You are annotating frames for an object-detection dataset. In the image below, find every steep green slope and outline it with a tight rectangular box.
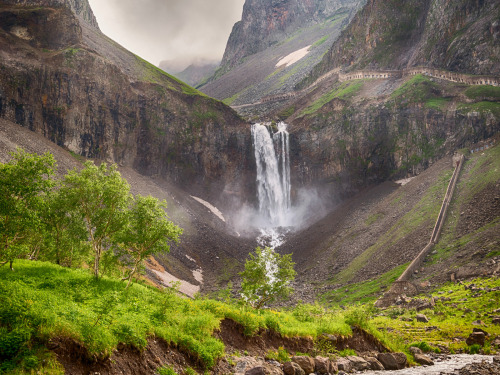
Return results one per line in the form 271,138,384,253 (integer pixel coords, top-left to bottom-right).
0,260,392,374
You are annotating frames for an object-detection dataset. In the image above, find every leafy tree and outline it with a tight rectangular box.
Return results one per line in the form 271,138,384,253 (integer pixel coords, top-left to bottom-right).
240,246,296,308
117,195,182,289
0,149,56,270
39,188,87,267
60,161,130,279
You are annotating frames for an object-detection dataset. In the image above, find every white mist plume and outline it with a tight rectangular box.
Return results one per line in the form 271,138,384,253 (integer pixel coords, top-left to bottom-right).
229,122,329,244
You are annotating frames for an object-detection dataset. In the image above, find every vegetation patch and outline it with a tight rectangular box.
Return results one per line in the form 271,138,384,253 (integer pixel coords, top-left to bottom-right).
320,264,408,306
0,260,394,373
425,97,450,111
465,85,500,100
222,92,240,106
312,36,329,48
135,55,205,97
332,168,452,285
372,278,500,353
390,74,440,106
458,101,500,118
300,81,363,116
430,144,500,262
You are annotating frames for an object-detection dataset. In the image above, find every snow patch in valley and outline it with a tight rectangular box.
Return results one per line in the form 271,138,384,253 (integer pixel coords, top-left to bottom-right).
276,45,311,67
191,196,226,222
395,176,416,186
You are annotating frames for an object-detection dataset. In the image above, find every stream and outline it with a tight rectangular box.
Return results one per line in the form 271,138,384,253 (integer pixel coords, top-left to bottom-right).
362,354,494,375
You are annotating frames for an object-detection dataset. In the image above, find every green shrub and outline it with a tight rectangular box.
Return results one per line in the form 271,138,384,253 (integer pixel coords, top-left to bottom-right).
468,344,481,354
265,346,291,362
338,348,356,357
157,365,178,375
409,341,433,352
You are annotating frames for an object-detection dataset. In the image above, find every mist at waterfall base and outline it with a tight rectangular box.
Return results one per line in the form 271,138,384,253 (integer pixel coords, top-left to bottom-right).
230,122,328,247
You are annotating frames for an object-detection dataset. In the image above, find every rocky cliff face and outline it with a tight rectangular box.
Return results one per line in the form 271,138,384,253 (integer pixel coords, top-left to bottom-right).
201,0,363,107
3,0,99,29
278,0,500,197
290,102,499,197
305,0,500,83
221,0,360,71
0,3,254,207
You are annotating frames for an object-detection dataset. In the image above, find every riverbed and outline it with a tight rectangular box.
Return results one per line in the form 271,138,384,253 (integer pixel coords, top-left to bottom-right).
361,354,494,375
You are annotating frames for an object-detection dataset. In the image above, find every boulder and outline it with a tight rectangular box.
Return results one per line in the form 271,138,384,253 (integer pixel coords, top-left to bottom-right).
473,327,489,336
336,357,352,373
466,331,485,346
492,336,500,348
314,356,335,374
414,353,434,366
416,314,429,323
492,317,500,325
409,346,423,355
283,362,305,375
245,367,267,375
377,352,408,370
346,355,370,371
291,356,314,374
365,356,384,370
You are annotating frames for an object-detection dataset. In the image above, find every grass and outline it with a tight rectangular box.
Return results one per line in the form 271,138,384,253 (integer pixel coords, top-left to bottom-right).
300,81,364,116
222,92,240,106
0,260,388,374
458,101,500,118
365,212,384,226
430,144,500,263
426,97,450,111
134,55,205,97
312,36,329,48
320,264,408,306
390,74,438,105
331,167,453,285
371,278,500,353
465,85,500,100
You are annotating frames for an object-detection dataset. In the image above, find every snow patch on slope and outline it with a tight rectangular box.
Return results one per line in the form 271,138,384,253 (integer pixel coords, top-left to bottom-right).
276,45,311,67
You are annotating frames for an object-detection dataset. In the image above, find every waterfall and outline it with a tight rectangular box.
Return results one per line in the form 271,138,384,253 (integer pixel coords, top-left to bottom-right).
251,122,291,246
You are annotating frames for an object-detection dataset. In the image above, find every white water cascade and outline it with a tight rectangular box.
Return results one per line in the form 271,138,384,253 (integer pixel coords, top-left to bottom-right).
251,122,291,247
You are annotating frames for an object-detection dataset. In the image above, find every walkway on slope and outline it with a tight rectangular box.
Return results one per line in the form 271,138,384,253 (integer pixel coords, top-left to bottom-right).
375,154,465,308
232,67,499,109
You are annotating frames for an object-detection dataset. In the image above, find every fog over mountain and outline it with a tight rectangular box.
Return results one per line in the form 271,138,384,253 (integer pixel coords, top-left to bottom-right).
88,0,245,68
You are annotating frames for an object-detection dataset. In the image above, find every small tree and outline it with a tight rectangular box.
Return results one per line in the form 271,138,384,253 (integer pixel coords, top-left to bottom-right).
240,246,296,308
117,195,182,289
0,149,56,270
60,161,130,279
40,187,87,267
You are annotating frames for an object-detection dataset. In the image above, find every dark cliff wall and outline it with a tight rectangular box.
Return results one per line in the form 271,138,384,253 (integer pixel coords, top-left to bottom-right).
2,0,100,29
303,0,500,86
0,5,254,206
290,106,499,197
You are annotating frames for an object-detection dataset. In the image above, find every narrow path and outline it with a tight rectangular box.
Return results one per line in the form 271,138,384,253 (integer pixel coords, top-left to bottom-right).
232,66,499,108
376,155,464,307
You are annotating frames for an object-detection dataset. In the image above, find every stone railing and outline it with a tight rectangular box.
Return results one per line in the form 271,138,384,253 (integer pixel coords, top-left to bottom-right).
404,67,500,86
261,92,299,103
242,66,499,109
339,70,402,81
375,155,465,308
339,67,500,86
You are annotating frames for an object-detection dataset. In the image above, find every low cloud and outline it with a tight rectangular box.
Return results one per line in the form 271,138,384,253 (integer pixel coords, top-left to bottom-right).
88,0,245,67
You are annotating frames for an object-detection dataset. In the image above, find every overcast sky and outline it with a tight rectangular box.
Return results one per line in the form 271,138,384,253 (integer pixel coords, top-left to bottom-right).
88,0,245,68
